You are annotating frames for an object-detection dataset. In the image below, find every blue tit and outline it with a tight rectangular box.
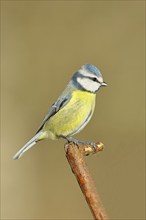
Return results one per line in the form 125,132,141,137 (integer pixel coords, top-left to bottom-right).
13,64,107,159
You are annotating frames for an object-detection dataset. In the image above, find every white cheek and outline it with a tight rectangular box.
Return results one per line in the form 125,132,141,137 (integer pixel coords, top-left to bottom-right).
77,77,100,92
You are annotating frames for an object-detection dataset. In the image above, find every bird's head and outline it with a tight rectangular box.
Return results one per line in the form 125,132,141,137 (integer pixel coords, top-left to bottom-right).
72,64,107,93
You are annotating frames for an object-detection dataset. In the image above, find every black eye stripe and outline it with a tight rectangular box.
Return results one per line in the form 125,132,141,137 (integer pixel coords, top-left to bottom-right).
88,76,100,83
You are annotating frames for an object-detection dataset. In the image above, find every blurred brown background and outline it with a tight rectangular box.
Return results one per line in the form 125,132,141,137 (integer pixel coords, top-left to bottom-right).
1,1,145,220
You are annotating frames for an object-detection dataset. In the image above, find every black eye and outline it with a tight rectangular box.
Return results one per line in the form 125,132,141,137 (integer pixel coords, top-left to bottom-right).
92,77,97,82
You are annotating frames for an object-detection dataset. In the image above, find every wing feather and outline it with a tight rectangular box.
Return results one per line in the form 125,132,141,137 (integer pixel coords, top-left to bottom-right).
36,92,71,133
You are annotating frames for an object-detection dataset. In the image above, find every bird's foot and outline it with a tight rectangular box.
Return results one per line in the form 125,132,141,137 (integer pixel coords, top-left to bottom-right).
61,136,97,154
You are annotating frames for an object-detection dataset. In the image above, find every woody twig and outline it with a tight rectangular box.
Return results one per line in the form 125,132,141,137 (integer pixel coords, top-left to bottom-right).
65,142,108,220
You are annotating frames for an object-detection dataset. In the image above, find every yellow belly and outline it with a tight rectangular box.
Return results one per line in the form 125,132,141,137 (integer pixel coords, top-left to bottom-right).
44,90,96,139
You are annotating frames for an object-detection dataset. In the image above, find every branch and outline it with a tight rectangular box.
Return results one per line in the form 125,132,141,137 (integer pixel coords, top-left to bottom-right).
65,142,108,220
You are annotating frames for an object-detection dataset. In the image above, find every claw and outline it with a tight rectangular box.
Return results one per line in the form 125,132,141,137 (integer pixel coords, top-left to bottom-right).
90,142,97,153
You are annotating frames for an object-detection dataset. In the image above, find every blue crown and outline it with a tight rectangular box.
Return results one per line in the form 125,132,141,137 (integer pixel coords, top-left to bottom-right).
84,64,102,77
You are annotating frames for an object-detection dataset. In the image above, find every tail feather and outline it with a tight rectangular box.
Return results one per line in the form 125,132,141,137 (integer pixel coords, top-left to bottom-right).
13,132,42,160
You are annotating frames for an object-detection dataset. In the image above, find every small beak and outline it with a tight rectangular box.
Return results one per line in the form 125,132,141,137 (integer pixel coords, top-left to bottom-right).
102,81,107,86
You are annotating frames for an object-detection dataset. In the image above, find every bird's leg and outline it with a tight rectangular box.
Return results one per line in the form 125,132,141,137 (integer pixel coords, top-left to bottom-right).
60,135,79,144
60,135,97,152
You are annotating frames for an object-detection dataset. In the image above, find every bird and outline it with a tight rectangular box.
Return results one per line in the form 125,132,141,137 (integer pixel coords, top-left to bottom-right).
13,64,107,160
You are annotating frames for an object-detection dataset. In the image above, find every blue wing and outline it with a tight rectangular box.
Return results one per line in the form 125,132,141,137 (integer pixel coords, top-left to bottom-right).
36,91,72,133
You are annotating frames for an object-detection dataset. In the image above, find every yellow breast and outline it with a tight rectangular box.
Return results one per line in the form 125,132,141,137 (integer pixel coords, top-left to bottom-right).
44,90,96,139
